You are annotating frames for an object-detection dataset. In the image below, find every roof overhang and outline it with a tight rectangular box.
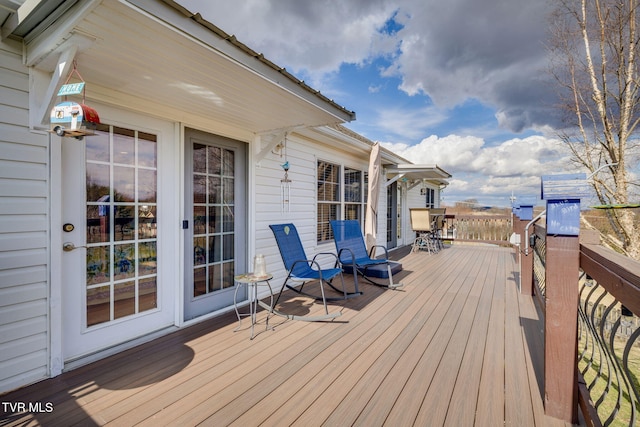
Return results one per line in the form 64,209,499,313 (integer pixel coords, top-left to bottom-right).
5,0,355,136
386,164,452,188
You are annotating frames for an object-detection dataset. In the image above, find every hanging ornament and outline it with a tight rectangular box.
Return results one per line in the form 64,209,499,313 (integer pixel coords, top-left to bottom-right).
50,60,100,140
280,134,292,213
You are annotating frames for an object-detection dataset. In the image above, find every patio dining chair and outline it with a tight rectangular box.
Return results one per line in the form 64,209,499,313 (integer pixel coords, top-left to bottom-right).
269,223,357,322
409,208,438,254
430,207,447,250
329,220,403,290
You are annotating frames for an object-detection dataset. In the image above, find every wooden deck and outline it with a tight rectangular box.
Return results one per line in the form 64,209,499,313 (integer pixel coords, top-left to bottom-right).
0,244,574,426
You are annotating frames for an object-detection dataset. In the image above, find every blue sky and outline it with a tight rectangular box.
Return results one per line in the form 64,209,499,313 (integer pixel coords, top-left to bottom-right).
178,0,577,207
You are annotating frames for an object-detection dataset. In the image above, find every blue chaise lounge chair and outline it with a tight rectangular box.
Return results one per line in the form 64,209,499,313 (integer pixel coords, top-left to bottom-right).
330,220,403,290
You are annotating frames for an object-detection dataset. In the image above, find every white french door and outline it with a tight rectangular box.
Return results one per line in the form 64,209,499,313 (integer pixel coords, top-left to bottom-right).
183,128,247,321
61,122,172,360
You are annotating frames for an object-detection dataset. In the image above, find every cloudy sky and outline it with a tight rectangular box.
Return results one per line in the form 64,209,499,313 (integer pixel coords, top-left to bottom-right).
177,0,577,207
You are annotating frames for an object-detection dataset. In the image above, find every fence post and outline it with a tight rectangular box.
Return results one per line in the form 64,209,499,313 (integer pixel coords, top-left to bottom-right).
518,217,534,295
541,174,587,424
514,200,535,296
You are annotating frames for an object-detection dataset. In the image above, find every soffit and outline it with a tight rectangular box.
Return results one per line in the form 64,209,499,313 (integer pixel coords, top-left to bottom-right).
19,0,355,135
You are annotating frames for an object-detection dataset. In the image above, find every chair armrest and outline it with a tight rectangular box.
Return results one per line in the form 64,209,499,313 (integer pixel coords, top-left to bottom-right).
337,248,356,265
312,252,340,264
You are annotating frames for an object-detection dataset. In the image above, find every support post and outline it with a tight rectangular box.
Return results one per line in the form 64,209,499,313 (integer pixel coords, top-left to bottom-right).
540,174,587,424
518,216,534,295
544,234,579,423
511,199,535,295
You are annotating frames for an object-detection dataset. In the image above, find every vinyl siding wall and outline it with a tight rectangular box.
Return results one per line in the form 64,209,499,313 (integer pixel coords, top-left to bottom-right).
0,40,51,393
252,132,377,290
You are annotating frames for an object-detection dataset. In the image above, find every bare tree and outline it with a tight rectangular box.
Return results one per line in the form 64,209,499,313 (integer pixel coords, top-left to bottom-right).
549,0,640,259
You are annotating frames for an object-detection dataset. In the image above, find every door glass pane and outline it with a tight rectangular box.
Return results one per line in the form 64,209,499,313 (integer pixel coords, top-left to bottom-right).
138,132,157,168
87,286,110,326
113,166,135,202
86,126,110,162
86,163,110,202
193,176,206,204
114,281,135,319
208,176,221,204
223,206,234,232
194,206,207,234
208,146,221,175
193,268,206,296
191,141,236,298
138,205,156,239
139,241,157,276
223,149,234,176
139,277,157,311
115,205,135,241
139,169,157,203
113,127,135,165
87,205,110,243
87,246,110,285
85,125,158,327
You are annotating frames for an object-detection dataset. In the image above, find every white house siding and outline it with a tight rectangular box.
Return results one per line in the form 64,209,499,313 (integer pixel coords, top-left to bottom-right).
252,132,373,292
0,40,51,393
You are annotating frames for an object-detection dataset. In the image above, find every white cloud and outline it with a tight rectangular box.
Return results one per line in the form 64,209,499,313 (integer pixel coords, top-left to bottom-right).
382,134,573,206
382,134,569,175
177,0,557,131
179,0,398,77
376,107,448,140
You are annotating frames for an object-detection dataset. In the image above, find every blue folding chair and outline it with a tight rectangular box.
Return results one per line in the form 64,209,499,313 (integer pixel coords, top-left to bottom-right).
269,224,357,321
330,220,403,290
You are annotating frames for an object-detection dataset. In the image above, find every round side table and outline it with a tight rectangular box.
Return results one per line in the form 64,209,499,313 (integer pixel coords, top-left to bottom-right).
233,273,274,339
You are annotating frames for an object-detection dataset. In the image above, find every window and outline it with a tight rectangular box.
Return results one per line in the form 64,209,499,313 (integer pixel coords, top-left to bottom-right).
317,161,367,243
344,167,364,221
425,187,436,208
317,161,340,242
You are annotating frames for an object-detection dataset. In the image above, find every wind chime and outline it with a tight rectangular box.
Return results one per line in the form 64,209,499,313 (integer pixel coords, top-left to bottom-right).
280,134,292,213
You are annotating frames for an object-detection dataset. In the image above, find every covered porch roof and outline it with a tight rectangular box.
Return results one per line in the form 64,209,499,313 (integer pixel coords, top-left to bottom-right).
3,0,355,139
385,164,452,188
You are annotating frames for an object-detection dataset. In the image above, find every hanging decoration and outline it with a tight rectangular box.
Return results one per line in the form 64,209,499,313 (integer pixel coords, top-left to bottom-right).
50,60,100,139
280,133,292,213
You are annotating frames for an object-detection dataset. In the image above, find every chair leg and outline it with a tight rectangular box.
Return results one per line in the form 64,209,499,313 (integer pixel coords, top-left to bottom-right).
385,264,403,289
267,277,342,322
412,237,421,253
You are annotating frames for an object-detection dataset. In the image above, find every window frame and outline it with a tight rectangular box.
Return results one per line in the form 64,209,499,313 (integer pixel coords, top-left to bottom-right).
316,159,367,243
424,186,436,208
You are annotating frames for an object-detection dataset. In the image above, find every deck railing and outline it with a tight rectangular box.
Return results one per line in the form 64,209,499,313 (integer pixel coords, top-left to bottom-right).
441,214,512,245
525,219,640,426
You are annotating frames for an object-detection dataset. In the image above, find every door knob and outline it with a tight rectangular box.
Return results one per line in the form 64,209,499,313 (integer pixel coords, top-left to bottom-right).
63,242,85,252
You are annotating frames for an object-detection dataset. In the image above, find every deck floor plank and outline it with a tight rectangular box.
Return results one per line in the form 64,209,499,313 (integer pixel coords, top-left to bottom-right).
442,248,499,426
202,285,409,425
414,248,498,426
504,251,536,427
348,247,477,427
0,245,576,427
367,248,488,426
320,248,477,427
229,251,447,426
475,248,507,426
